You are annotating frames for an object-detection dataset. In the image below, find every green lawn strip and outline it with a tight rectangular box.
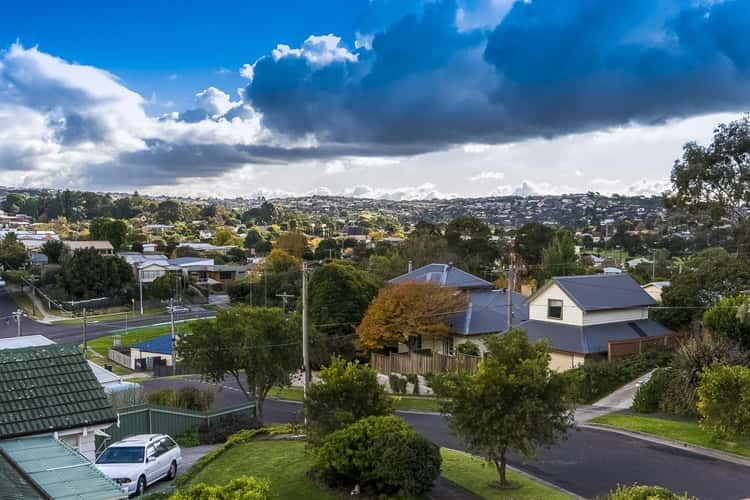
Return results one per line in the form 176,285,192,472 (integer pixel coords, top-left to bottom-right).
440,448,571,499
87,324,175,356
590,413,750,458
187,439,333,500
53,307,163,325
268,386,441,412
13,293,43,320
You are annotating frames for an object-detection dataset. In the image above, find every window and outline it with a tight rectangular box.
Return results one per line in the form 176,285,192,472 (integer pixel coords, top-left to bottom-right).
547,299,563,319
443,337,454,356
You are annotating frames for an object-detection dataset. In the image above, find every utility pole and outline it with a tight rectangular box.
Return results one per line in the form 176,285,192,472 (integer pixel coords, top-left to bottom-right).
652,249,656,281
301,262,311,415
170,298,177,376
82,307,87,350
505,254,515,331
139,268,144,315
276,292,295,314
12,309,23,337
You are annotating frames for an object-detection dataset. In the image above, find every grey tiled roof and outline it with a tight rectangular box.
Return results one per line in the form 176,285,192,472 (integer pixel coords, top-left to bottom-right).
551,274,657,311
518,319,673,354
389,263,493,289
446,290,529,336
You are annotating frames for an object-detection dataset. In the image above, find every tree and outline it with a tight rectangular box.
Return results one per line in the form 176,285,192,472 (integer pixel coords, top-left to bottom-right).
657,248,750,330
41,239,65,264
0,233,28,270
366,254,407,283
667,115,750,224
304,356,392,444
155,200,182,224
276,231,308,258
357,281,468,350
704,296,750,349
213,227,243,247
178,306,302,419
244,228,263,249
58,249,134,300
513,223,556,266
90,218,128,250
149,273,180,301
309,263,379,342
313,239,341,260
538,232,582,284
434,330,573,488
697,364,750,438
445,216,503,275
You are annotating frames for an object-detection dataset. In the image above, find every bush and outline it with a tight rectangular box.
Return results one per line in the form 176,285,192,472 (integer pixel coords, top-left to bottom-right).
632,368,671,413
405,373,419,395
146,386,214,411
389,373,407,394
456,340,481,357
170,476,270,500
563,349,673,404
304,357,392,445
198,413,261,445
703,296,750,348
697,364,750,438
660,337,750,417
606,484,696,500
314,416,441,497
174,427,200,448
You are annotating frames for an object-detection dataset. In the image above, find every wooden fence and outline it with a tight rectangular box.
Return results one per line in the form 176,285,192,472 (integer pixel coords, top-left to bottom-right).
96,402,256,454
608,333,689,362
371,351,480,375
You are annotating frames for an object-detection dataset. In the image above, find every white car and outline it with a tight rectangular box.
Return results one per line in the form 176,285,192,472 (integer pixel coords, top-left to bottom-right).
166,305,190,314
95,434,182,496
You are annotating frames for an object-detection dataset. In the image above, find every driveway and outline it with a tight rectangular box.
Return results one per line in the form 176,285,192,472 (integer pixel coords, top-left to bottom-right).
575,369,655,424
142,376,750,499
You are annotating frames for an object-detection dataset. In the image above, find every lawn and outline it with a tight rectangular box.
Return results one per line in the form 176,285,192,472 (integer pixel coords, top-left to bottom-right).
13,292,43,320
87,324,175,356
268,386,441,413
440,449,571,500
591,413,750,458
85,350,132,375
185,439,570,499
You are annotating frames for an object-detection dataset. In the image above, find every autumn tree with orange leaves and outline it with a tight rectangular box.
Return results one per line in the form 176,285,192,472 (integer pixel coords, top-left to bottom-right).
356,281,468,350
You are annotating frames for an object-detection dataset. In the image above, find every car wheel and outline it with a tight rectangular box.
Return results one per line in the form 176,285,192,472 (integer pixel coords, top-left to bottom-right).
135,476,146,497
167,461,177,480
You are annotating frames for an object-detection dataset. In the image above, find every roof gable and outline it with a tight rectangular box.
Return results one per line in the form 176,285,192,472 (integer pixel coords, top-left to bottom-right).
552,274,657,312
0,345,117,439
389,263,492,289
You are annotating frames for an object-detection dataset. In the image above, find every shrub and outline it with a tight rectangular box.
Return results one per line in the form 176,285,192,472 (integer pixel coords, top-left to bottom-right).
405,373,420,395
170,476,270,500
632,368,671,413
389,373,407,394
606,484,696,500
703,296,750,348
563,348,673,404
304,357,392,445
456,340,481,357
174,427,200,448
314,416,441,497
146,386,214,411
198,413,261,445
697,364,750,438
660,337,750,416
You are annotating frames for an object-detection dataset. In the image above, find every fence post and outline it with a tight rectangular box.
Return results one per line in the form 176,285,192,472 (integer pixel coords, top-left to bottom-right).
148,407,152,433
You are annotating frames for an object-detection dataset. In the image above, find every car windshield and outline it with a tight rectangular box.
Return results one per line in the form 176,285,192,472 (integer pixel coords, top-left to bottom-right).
96,446,145,464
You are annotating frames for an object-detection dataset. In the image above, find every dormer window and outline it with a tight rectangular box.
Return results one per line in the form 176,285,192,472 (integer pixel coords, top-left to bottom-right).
547,299,563,320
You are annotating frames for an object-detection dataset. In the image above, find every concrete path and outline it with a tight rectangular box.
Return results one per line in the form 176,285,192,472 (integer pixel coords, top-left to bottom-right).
574,369,655,424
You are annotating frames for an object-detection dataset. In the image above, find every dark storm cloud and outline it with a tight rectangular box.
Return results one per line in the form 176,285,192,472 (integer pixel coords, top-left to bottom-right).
245,0,750,150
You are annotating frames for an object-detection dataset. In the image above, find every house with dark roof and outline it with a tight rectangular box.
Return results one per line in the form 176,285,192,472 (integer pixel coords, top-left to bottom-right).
520,274,673,371
0,344,117,461
389,263,528,355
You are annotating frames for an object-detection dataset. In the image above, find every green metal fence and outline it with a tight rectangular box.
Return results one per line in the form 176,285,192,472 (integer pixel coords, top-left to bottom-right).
97,402,256,452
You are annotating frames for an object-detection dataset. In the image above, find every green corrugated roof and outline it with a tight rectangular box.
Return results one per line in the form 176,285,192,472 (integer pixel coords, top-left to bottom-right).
0,436,126,499
0,345,117,439
0,452,44,499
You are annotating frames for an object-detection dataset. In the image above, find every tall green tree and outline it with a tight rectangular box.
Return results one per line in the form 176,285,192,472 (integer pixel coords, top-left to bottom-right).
90,218,128,250
0,233,28,270
41,239,65,264
513,223,556,266
434,330,573,488
58,249,133,300
538,232,582,284
178,306,302,419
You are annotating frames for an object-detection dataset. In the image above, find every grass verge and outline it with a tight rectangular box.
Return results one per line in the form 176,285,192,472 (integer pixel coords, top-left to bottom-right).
441,448,571,499
53,307,163,325
87,324,176,356
591,412,750,458
85,350,132,375
183,438,570,499
268,386,441,413
13,292,43,320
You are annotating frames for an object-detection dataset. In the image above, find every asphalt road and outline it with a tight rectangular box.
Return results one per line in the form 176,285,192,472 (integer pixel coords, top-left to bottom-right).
142,376,750,500
0,288,214,344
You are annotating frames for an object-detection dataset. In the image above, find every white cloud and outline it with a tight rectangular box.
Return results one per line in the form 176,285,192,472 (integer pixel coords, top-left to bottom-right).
354,32,374,50
271,34,358,66
469,170,505,182
239,63,255,80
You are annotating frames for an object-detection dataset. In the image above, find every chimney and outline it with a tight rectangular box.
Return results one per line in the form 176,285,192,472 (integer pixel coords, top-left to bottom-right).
408,260,413,273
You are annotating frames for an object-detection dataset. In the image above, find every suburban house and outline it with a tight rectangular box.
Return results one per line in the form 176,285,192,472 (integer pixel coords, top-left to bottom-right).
176,242,237,254
0,343,117,461
110,334,175,371
0,436,126,499
63,240,115,255
389,263,528,355
520,274,673,371
642,281,671,304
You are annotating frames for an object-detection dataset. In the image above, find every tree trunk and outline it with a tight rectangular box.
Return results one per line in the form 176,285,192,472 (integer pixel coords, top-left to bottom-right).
256,397,264,420
494,450,508,487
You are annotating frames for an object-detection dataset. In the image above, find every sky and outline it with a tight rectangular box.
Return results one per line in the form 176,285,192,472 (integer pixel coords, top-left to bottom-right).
0,0,748,200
